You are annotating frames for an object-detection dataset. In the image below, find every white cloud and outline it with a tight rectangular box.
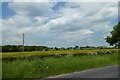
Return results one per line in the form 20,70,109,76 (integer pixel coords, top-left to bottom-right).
2,2,118,47
57,29,93,41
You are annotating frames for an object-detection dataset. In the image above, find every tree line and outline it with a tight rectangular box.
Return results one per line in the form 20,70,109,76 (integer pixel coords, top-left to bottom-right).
1,45,48,52
1,45,115,52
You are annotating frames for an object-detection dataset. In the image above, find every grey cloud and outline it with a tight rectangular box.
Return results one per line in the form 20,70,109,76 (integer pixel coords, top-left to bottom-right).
8,2,55,17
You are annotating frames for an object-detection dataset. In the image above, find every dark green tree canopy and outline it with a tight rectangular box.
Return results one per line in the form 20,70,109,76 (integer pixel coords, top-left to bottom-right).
105,22,120,48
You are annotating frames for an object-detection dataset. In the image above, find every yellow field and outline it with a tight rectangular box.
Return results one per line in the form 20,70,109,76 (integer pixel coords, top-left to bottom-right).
1,49,119,58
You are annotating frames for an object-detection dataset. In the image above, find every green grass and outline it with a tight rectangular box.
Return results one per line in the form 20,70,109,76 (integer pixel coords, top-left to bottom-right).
2,53,118,78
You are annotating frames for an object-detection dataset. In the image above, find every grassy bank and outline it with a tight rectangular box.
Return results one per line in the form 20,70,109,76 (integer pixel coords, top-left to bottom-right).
2,53,118,78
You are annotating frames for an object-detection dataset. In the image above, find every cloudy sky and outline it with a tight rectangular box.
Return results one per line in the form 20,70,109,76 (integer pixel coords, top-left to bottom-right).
1,2,118,47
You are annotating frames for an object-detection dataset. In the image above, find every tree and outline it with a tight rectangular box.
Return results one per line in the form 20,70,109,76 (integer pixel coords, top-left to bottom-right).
74,46,79,49
105,22,120,48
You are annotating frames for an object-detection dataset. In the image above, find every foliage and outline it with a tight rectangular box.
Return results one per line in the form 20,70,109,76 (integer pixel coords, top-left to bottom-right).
2,45,49,52
105,22,120,48
1,45,115,52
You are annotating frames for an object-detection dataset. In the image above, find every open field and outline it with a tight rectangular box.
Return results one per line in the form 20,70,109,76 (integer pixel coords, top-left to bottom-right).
1,49,119,59
2,53,118,78
2,49,119,78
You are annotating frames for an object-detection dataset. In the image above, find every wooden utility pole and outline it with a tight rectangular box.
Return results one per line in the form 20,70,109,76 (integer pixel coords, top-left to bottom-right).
22,33,25,52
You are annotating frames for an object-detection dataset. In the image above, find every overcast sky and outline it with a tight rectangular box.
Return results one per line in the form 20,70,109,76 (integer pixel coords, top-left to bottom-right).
1,2,118,47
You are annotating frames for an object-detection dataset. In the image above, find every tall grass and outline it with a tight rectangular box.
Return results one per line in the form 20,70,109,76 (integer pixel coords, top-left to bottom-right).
2,53,118,78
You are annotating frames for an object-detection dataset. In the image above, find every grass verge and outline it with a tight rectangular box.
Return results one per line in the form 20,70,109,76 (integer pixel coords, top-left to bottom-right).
2,53,118,78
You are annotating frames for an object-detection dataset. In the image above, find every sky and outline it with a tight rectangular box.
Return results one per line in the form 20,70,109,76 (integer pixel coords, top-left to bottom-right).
1,1,118,47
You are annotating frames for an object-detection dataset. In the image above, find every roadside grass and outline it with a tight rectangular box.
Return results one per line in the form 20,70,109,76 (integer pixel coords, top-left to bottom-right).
2,53,118,78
